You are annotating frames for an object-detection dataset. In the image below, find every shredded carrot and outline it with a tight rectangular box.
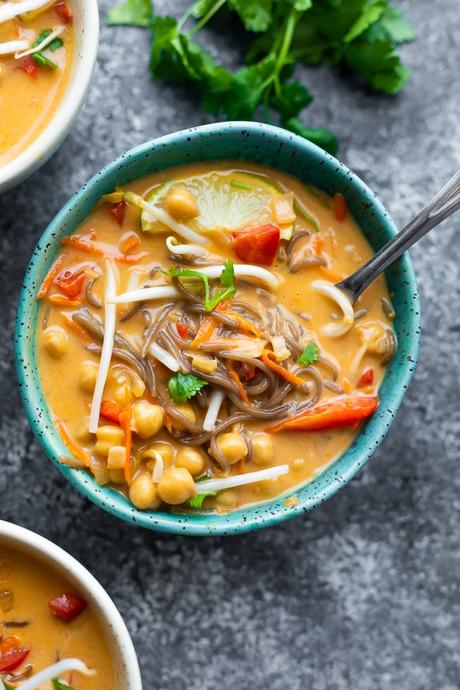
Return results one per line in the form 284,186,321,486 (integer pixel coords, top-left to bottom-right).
312,235,324,256
47,295,82,308
37,253,68,299
119,231,141,254
227,311,263,337
100,400,125,425
55,419,90,467
61,234,148,265
260,351,306,386
120,404,133,485
190,315,218,347
320,265,343,282
227,359,250,404
61,314,93,344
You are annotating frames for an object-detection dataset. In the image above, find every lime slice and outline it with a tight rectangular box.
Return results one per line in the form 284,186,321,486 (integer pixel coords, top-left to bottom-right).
141,171,276,236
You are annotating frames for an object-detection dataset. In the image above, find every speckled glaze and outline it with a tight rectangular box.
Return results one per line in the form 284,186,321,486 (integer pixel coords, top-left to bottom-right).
0,520,142,689
15,122,421,536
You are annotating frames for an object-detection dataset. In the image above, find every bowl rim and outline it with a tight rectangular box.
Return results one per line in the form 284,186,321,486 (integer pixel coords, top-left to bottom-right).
0,0,100,192
15,121,421,536
0,520,142,689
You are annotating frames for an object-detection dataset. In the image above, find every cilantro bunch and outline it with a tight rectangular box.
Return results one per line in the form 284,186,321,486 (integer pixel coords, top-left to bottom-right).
108,0,414,153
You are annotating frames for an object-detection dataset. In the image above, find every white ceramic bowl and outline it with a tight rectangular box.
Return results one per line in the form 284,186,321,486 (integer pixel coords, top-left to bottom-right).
0,0,99,193
0,520,142,689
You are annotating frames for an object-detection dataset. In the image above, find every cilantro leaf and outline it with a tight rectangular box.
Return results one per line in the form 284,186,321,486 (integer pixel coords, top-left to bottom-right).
344,35,410,93
187,491,217,508
168,261,235,312
298,342,320,366
52,679,73,690
228,0,274,32
32,52,58,68
34,28,52,45
343,0,386,43
168,373,208,403
272,81,313,119
283,117,338,155
107,0,152,26
373,5,415,43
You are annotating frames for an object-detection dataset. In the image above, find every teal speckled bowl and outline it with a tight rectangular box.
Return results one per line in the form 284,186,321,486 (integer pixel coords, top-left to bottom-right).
15,122,421,536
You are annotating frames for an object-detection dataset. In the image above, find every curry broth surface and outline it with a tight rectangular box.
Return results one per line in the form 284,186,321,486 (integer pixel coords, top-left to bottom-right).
37,161,394,511
0,7,74,166
0,545,115,688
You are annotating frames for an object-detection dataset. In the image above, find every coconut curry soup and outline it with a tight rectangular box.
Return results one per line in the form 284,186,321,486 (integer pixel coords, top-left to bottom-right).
0,545,115,689
0,0,74,167
36,162,396,514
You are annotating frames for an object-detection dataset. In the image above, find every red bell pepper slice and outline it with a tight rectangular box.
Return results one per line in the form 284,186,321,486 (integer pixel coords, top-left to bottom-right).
48,592,87,622
234,223,280,266
357,367,374,388
109,200,127,227
55,1,73,22
176,322,188,338
267,395,378,433
0,647,30,672
16,55,39,79
100,400,125,425
333,193,347,222
54,267,86,299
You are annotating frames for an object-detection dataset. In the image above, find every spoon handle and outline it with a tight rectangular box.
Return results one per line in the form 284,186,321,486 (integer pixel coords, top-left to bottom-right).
337,169,460,302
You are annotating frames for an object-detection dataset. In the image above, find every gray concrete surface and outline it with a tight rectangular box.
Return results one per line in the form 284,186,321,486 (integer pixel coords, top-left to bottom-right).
1,1,460,688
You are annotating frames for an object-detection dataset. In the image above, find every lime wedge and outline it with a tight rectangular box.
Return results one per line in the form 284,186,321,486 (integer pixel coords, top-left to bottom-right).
141,171,276,237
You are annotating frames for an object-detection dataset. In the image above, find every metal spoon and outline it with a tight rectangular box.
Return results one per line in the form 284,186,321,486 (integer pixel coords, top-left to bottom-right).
336,169,460,303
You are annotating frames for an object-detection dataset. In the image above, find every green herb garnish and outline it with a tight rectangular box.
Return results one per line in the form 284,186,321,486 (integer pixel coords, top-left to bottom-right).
298,343,320,366
52,679,72,690
32,29,63,69
168,372,208,403
107,0,414,153
107,0,152,27
187,491,217,508
168,259,236,312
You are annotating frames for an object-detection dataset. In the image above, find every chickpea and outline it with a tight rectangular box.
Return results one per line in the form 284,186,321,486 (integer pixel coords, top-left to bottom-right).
251,433,274,466
143,443,175,470
129,472,161,510
79,360,99,393
216,432,247,465
176,448,204,477
157,467,195,505
216,489,238,508
43,325,68,358
108,469,125,484
166,186,198,221
173,404,196,431
133,401,164,439
114,383,132,406
94,425,125,457
107,445,126,469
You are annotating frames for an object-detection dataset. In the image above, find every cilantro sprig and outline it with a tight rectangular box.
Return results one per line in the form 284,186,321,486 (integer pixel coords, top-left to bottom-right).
32,29,64,69
168,372,208,403
107,0,414,153
298,342,319,366
168,260,236,312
